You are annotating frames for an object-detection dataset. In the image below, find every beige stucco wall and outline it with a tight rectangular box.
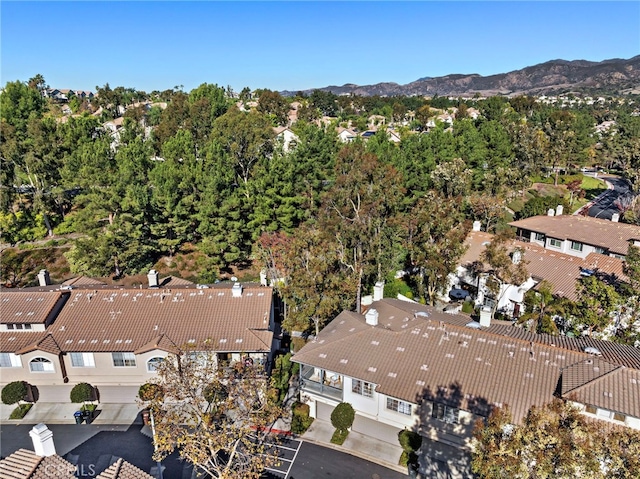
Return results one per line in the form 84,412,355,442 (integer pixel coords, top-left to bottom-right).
63,350,169,386
1,351,64,386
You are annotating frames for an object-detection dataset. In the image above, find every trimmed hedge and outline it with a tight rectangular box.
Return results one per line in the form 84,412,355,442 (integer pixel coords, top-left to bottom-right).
330,402,355,433
2,381,28,405
9,403,32,419
70,383,94,403
398,429,422,467
330,428,349,445
291,402,314,435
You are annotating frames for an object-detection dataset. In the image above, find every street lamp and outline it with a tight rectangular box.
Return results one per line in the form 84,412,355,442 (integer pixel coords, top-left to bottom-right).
150,408,164,479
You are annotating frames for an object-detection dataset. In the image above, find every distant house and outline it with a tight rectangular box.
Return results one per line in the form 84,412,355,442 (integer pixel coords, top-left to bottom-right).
509,214,640,260
337,127,357,143
273,126,299,152
451,229,627,319
293,299,640,451
367,114,386,128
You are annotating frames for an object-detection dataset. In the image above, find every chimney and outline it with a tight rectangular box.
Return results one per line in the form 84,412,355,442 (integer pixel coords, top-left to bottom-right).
147,269,159,288
555,204,563,216
373,281,384,301
37,269,51,287
365,308,379,326
232,282,243,298
611,213,620,223
472,220,481,232
479,307,492,327
30,423,56,457
259,270,268,287
547,208,555,217
512,250,522,264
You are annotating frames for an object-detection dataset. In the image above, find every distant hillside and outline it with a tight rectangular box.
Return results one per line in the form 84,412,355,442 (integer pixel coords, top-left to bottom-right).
282,56,640,97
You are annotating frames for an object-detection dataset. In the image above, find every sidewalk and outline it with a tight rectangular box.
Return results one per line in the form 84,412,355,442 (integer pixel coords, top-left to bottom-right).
301,418,407,474
0,402,142,425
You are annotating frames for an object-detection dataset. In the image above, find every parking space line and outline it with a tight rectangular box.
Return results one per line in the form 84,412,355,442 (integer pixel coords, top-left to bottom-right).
284,440,302,479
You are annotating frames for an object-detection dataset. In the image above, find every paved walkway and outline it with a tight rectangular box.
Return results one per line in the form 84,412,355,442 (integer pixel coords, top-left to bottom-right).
0,402,141,425
301,418,407,474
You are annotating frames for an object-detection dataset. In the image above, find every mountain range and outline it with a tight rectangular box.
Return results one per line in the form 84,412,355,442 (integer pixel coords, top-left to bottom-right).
282,56,640,97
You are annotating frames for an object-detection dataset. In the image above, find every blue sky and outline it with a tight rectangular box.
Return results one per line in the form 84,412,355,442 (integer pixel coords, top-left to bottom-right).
2,1,639,93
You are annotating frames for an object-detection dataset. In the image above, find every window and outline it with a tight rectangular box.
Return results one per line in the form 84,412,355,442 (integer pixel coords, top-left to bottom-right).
386,397,412,415
352,379,373,398
70,352,95,368
548,238,562,248
29,357,54,372
147,357,164,372
570,241,583,252
595,246,607,254
585,404,597,414
0,353,22,368
613,412,626,422
5,324,32,330
112,352,136,367
432,402,459,424
534,233,545,241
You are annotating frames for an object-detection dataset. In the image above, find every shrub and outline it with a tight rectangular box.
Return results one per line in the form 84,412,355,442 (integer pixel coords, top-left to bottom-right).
398,428,422,452
461,301,475,314
291,402,314,434
398,429,422,467
80,403,96,412
330,428,349,445
70,383,94,403
330,402,355,433
138,383,164,402
9,403,32,419
2,381,28,405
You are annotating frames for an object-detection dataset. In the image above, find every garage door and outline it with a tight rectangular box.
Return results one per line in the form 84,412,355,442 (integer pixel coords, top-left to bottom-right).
316,401,334,422
36,385,73,402
96,386,139,403
352,415,401,445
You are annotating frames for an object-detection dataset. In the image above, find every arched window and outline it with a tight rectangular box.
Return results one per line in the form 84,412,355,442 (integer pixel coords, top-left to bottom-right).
147,357,164,372
30,357,54,372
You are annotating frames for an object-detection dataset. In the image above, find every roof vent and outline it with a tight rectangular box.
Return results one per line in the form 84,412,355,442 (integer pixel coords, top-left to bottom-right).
232,283,243,298
584,346,602,356
365,308,379,326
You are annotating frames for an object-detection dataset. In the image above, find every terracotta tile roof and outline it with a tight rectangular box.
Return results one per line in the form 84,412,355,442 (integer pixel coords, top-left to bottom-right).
134,333,181,355
158,276,194,287
0,291,68,324
0,332,48,353
62,276,107,287
484,324,640,370
459,231,627,301
293,299,640,423
509,215,640,255
0,449,75,479
561,360,640,417
16,333,63,355
45,284,273,353
95,458,154,479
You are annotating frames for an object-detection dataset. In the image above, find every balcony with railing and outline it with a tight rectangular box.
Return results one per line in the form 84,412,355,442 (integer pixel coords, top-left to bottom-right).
300,364,343,401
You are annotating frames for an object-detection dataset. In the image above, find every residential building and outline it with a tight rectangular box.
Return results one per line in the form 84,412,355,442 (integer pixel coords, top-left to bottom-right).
273,126,299,152
0,274,277,404
452,230,626,318
509,214,640,260
292,299,640,450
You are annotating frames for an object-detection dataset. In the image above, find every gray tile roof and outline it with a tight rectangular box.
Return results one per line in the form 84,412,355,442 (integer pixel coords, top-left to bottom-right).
293,299,640,423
